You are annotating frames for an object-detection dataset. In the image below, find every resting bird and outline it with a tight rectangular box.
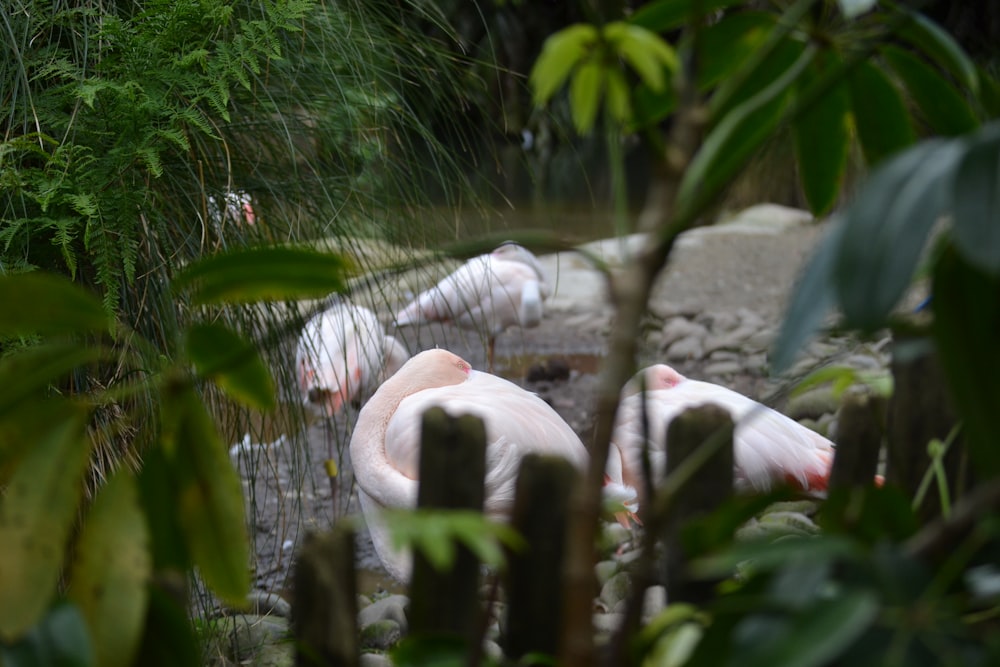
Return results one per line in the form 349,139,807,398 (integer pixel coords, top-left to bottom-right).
349,348,588,581
608,364,835,516
209,190,256,227
294,300,409,416
394,242,550,371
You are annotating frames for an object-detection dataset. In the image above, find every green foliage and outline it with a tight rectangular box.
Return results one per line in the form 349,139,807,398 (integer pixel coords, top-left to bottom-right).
382,509,527,573
0,243,347,660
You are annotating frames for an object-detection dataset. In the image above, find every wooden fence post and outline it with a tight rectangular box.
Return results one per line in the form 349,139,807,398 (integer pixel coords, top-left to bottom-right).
662,404,734,605
503,454,578,665
886,337,967,522
292,525,359,667
408,406,487,644
829,388,885,490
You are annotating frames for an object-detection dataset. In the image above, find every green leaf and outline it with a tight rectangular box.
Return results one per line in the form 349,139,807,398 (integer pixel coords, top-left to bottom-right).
530,24,598,106
793,53,851,215
606,22,677,92
678,44,814,221
162,387,249,604
629,0,745,32
0,342,108,420
0,409,91,641
68,473,151,667
737,591,879,667
847,60,917,165
0,273,108,335
132,585,201,667
977,66,1000,117
881,45,979,136
184,323,275,411
0,601,95,667
172,247,349,305
950,123,1000,274
604,69,632,124
895,9,978,95
692,534,860,579
384,509,525,572
631,82,678,131
834,138,963,331
931,247,1000,478
696,12,777,91
570,60,604,134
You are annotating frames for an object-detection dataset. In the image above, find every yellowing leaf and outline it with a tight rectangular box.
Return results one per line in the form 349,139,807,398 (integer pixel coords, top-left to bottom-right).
605,69,632,124
162,388,249,604
609,23,678,92
0,408,91,641
69,473,151,667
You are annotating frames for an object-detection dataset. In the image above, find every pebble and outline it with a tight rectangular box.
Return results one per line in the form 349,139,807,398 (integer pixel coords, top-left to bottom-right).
665,335,705,361
360,619,402,650
358,594,409,632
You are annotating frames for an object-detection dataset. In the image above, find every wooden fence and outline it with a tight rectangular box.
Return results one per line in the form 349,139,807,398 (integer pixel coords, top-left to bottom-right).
290,337,961,666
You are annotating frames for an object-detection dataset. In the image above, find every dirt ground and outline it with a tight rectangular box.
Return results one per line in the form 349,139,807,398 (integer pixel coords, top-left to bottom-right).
237,204,832,597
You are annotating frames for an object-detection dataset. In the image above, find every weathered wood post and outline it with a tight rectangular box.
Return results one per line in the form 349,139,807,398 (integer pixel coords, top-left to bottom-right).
662,404,735,605
408,406,488,644
886,337,966,522
503,454,578,665
292,525,359,667
828,388,885,490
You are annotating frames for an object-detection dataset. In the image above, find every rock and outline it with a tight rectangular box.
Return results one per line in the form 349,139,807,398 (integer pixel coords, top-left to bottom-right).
595,560,620,587
704,360,743,377
208,615,290,663
360,652,394,667
593,611,625,635
482,640,504,661
665,335,705,362
660,317,708,348
360,619,403,651
743,327,776,352
698,311,740,332
642,586,668,625
358,594,409,632
247,591,291,618
599,571,633,609
785,387,840,420
254,642,294,667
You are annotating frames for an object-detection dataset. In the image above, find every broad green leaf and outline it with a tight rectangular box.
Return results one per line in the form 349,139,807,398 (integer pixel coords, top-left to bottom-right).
692,534,859,579
738,591,879,667
696,12,776,91
630,0,745,32
833,138,963,331
384,509,525,572
708,23,808,122
0,601,95,667
793,53,851,215
604,69,632,124
678,45,814,221
184,323,275,410
137,446,190,573
950,123,1000,274
847,60,916,165
977,66,1000,117
0,273,108,335
132,585,201,667
0,410,91,641
932,247,1000,478
0,342,108,420
68,473,151,667
881,45,978,136
631,82,677,131
530,24,598,106
570,60,604,134
172,247,349,305
607,22,677,91
163,388,249,604
895,9,978,95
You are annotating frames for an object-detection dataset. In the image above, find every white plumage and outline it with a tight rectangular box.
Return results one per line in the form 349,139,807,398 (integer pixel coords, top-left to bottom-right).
294,300,409,416
395,243,550,370
349,349,588,580
609,364,835,511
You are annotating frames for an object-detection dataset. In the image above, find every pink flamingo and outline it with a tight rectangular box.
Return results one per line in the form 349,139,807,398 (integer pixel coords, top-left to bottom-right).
209,190,256,227
608,364,835,515
394,243,550,371
294,300,409,416
349,348,588,580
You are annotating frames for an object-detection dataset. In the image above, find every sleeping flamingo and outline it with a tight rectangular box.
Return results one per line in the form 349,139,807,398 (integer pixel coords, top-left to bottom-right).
394,242,550,371
294,300,410,417
608,364,835,516
349,348,589,581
